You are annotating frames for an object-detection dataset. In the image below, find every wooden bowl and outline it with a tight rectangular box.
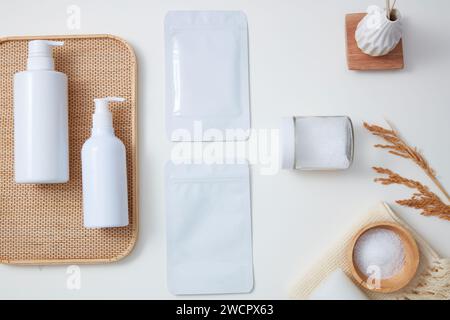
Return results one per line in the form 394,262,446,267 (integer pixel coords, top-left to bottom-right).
348,221,420,293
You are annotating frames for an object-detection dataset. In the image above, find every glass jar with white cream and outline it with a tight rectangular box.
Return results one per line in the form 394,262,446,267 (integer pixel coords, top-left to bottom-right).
280,116,354,170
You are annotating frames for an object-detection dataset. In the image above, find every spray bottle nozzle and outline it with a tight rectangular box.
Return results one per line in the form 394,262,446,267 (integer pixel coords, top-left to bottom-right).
94,97,126,111
28,40,64,56
92,97,126,132
27,40,64,70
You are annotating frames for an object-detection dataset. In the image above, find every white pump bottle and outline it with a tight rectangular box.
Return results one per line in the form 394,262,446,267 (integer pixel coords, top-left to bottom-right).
14,40,69,183
82,97,129,228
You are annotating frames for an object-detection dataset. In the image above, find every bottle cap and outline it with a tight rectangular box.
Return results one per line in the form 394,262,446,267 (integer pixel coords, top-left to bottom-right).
280,116,296,170
93,97,126,132
27,40,64,70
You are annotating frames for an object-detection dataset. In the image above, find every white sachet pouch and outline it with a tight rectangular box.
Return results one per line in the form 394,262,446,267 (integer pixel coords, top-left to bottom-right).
165,161,254,295
165,11,250,141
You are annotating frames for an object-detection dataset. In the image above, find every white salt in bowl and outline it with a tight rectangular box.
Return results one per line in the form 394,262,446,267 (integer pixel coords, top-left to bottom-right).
348,222,420,293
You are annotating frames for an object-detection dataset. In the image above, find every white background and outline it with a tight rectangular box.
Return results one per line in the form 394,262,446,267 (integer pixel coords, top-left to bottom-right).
1,0,449,299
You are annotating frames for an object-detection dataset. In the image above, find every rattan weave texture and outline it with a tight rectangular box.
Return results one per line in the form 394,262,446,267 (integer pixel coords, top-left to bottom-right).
0,35,138,265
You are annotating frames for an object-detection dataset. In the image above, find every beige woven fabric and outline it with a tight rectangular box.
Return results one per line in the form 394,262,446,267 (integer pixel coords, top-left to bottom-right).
290,203,450,300
0,35,138,265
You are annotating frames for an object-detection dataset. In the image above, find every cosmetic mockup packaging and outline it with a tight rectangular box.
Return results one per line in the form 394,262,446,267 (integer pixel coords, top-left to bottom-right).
14,40,69,183
82,97,129,228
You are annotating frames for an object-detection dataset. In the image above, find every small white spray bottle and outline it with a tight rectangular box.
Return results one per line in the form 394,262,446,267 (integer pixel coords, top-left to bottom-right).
82,97,129,228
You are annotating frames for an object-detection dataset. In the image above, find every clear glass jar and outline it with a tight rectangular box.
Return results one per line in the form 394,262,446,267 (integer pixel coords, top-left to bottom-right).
280,116,354,170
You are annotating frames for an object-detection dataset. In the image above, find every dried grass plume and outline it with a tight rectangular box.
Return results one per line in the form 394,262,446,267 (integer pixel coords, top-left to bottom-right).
365,121,450,221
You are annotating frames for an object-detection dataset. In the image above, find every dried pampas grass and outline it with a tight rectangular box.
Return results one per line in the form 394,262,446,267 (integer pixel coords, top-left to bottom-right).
365,121,450,221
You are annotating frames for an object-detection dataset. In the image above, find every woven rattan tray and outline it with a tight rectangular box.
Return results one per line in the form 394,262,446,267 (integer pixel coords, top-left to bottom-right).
0,35,138,265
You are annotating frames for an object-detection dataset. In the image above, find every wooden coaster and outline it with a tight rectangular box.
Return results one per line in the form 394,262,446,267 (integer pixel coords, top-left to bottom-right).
345,13,404,71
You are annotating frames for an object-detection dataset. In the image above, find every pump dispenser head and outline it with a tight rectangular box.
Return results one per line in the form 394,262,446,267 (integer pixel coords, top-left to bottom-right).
27,40,64,70
92,97,126,133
